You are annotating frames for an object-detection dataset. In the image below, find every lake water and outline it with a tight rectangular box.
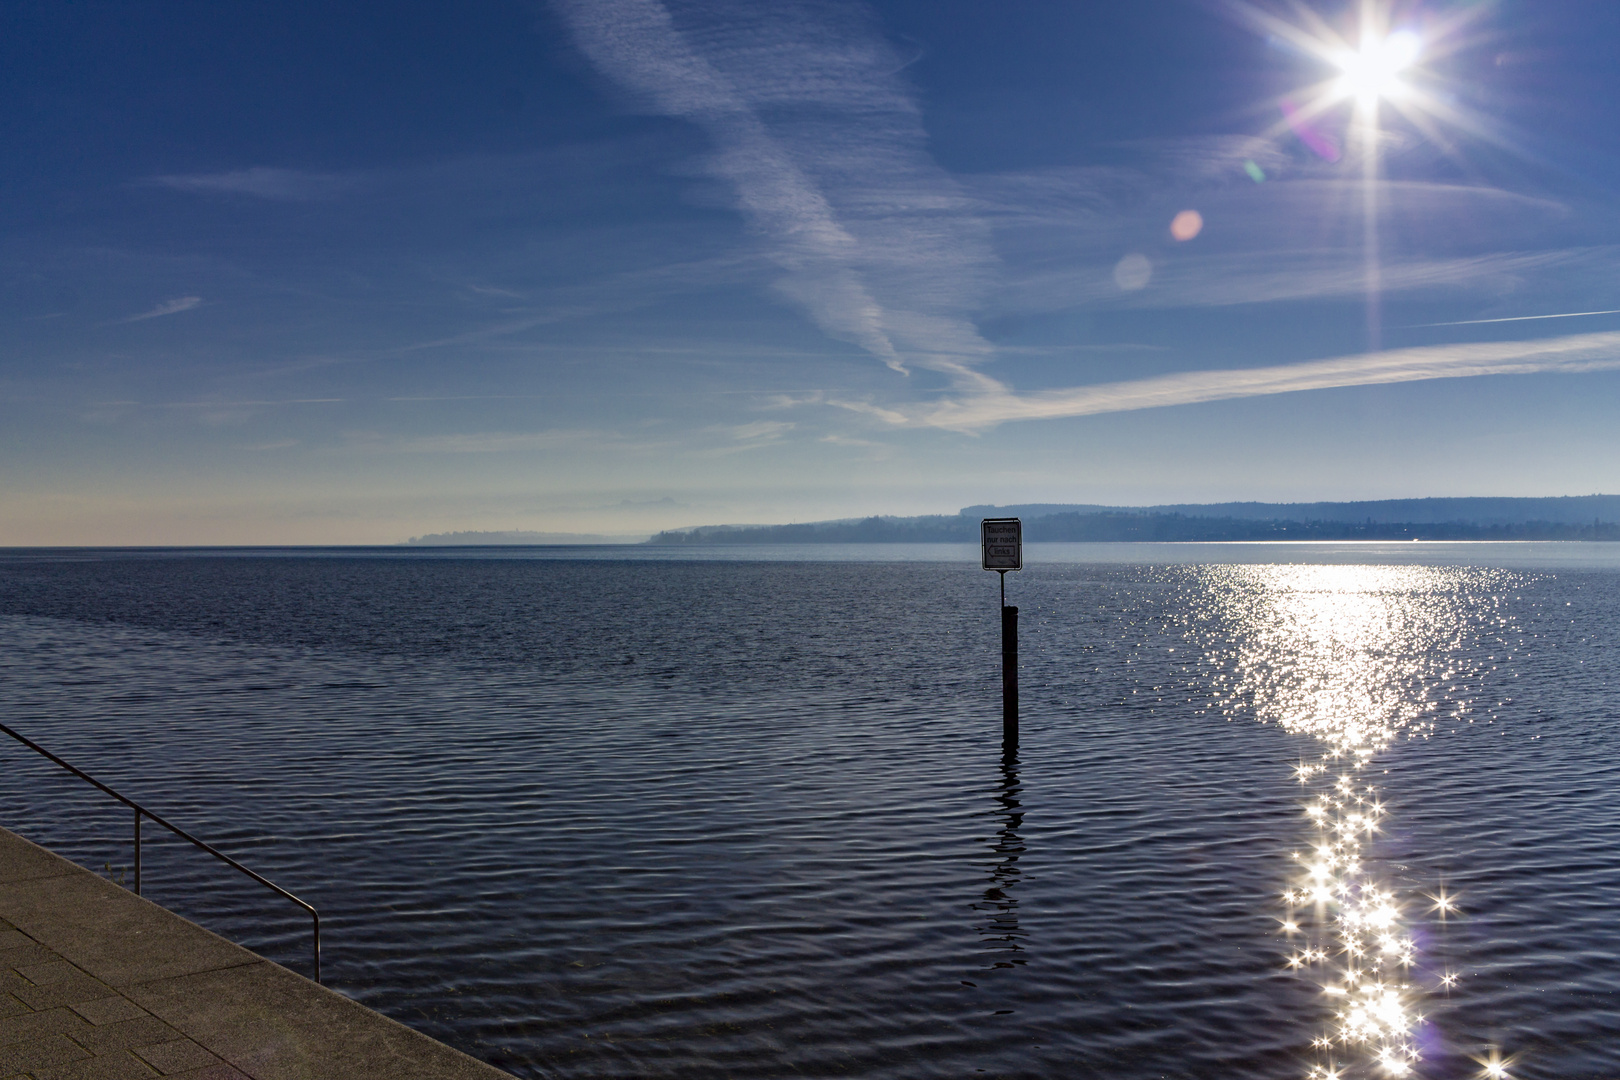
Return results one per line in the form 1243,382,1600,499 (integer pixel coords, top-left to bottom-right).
1,543,1617,1079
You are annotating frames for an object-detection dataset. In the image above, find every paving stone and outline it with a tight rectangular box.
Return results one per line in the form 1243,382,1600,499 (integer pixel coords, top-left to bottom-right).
12,968,116,1010
165,1065,250,1080
69,1016,180,1056
131,1039,219,1075
0,1007,91,1048
0,1032,92,1074
33,1051,160,1080
0,995,28,1020
0,833,78,887
0,932,30,952
129,962,514,1080
19,961,85,986
71,998,148,1027
0,871,259,990
0,941,62,968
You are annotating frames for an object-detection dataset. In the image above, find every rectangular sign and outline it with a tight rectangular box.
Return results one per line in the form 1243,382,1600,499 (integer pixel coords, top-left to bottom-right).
981,517,1022,571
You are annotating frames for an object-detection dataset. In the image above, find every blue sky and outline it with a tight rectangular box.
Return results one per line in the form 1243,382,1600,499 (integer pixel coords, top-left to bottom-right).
4,0,1619,543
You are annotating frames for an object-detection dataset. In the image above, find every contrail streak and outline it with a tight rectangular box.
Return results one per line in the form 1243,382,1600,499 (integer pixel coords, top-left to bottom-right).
550,0,1003,392
1409,308,1620,327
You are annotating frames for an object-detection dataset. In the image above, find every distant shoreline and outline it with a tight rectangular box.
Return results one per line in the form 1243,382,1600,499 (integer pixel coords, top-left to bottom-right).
648,518,1620,544
399,496,1620,546
648,496,1620,545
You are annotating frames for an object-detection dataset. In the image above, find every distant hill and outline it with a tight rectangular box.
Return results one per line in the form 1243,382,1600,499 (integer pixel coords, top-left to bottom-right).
405,530,645,545
648,516,976,545
961,495,1620,527
648,496,1620,544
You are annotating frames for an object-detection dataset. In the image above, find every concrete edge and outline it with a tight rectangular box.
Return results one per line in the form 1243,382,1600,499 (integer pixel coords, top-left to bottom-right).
1,826,517,1080
0,823,85,886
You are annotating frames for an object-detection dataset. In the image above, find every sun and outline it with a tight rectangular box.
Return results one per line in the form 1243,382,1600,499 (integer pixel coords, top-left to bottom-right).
1232,0,1499,156
1226,0,1499,349
1332,28,1422,109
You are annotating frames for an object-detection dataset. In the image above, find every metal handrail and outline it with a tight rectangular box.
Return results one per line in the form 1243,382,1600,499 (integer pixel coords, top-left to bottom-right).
0,722,320,983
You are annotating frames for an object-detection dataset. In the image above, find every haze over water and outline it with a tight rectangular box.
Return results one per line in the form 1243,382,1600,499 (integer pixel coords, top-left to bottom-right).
2,544,1617,1079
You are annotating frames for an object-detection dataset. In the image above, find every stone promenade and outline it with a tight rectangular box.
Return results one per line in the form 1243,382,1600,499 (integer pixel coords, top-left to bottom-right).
0,826,514,1080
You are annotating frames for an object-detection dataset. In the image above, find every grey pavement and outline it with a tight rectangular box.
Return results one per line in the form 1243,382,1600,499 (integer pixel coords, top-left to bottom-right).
0,827,514,1080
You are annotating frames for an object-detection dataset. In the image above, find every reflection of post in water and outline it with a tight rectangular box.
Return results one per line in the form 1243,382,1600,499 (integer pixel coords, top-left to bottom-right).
973,749,1028,965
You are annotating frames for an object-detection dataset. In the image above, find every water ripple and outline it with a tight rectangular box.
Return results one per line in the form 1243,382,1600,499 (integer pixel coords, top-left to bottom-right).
1,552,1617,1078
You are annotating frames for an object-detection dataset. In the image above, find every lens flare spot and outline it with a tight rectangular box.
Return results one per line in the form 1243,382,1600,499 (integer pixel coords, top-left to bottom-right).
1280,98,1342,162
1112,253,1152,291
1170,209,1204,241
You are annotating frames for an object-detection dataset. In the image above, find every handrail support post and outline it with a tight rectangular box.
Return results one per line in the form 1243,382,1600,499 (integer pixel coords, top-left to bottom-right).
133,808,142,896
1,721,320,984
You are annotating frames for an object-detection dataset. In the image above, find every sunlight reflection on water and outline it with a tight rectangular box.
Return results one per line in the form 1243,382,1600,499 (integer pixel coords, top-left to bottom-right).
1201,565,1509,1079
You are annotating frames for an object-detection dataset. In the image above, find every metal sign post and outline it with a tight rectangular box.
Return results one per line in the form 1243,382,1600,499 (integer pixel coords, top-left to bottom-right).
981,518,1022,748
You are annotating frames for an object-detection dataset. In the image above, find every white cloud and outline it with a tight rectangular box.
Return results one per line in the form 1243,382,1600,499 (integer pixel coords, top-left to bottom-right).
121,296,203,321
903,330,1620,431
392,252,760,355
1007,248,1589,313
148,166,353,201
968,167,1591,312
729,420,793,440
550,0,1005,394
394,429,606,454
104,396,343,408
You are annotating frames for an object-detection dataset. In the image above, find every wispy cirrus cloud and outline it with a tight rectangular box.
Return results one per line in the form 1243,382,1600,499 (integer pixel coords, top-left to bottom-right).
1004,248,1590,313
728,419,793,441
889,331,1620,431
393,429,604,454
393,252,761,355
121,296,203,321
383,428,681,455
550,0,1004,393
148,166,354,201
970,167,1591,313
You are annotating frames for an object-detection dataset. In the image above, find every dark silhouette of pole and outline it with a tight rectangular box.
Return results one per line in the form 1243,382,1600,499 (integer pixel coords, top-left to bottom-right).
1000,570,1018,746
983,518,1022,751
